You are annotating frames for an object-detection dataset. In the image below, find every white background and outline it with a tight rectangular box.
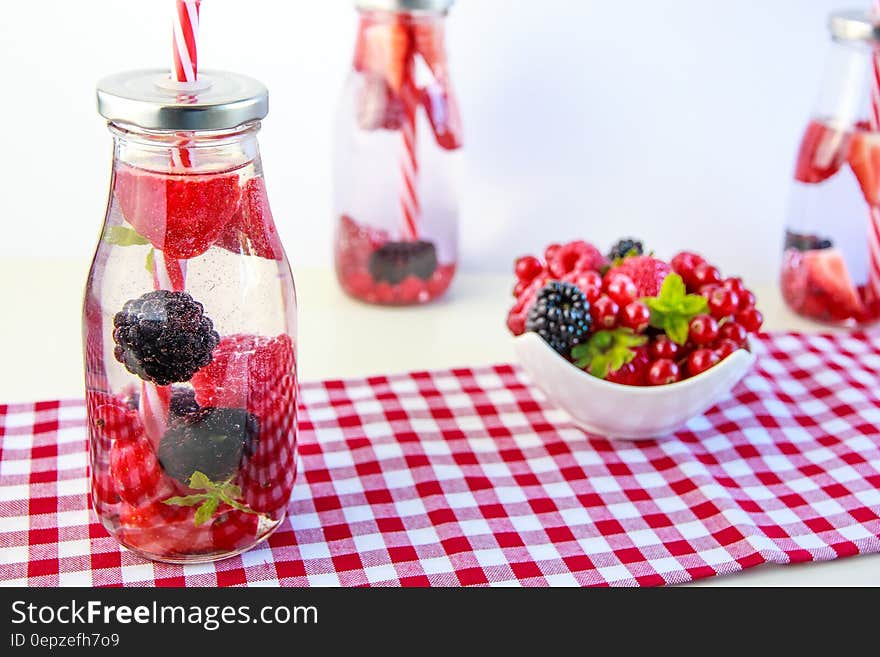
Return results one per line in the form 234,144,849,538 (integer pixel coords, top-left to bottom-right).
0,0,853,283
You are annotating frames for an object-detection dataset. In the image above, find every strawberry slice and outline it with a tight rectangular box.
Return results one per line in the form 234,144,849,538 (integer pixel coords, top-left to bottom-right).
215,178,283,261
114,165,242,260
605,256,671,298
355,20,412,94
422,84,463,151
795,120,850,184
412,21,446,78
109,436,164,506
848,129,880,207
803,248,864,320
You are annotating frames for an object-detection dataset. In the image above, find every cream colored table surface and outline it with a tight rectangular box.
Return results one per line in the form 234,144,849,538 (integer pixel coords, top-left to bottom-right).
1,257,878,586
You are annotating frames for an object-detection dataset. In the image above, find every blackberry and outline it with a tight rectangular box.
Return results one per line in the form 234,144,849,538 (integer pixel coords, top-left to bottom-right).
158,407,258,484
368,240,438,284
784,230,833,252
112,290,220,386
526,281,592,355
608,238,644,261
170,386,200,418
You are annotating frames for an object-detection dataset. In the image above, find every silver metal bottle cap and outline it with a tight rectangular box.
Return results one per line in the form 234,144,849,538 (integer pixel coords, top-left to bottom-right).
355,0,454,14
829,9,880,43
96,69,268,131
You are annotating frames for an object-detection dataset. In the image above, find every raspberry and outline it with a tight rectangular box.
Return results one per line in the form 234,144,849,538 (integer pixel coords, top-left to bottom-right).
606,346,650,386
211,508,260,551
514,255,544,283
191,333,295,416
547,240,607,278
604,256,671,298
215,178,283,261
87,392,143,452
507,275,547,336
112,291,220,386
110,436,163,506
114,165,241,260
397,276,429,304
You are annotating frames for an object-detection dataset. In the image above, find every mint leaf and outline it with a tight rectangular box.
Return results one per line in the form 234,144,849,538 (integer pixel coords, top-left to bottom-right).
194,496,219,526
665,316,690,345
573,329,648,380
104,226,149,247
644,273,708,345
188,471,213,491
161,471,259,526
163,494,209,507
680,295,709,315
145,248,155,275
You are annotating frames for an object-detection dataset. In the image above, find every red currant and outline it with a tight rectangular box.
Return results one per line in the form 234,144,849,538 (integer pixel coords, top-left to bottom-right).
718,321,747,345
708,287,740,319
590,296,620,328
513,279,528,298
738,290,757,311
605,274,638,307
620,301,651,333
670,251,705,281
573,271,603,291
714,339,740,360
515,255,543,282
722,277,747,297
688,314,719,345
544,243,561,262
650,335,680,360
582,285,602,304
736,307,764,333
692,263,722,289
647,359,681,386
687,348,720,376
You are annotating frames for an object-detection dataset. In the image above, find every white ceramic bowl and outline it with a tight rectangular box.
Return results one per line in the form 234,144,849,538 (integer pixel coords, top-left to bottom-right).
513,332,755,441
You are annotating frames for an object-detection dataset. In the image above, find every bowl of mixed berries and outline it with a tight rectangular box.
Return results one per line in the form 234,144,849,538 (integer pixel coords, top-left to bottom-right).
507,239,764,440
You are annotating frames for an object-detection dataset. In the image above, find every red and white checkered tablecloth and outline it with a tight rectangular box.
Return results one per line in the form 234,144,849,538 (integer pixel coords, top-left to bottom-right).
1,331,879,587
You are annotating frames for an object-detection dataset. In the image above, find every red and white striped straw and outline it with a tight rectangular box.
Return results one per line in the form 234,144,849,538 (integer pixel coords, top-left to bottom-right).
170,1,201,169
173,0,201,83
867,1,880,303
399,96,420,241
138,1,203,434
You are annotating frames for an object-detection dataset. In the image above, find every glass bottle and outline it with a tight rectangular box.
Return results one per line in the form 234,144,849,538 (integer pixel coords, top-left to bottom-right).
334,0,463,305
85,70,298,563
782,10,880,326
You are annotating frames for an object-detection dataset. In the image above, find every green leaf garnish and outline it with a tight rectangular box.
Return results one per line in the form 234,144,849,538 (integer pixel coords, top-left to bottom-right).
572,329,648,380
194,496,219,526
145,248,155,275
643,273,708,345
163,470,256,526
104,225,149,247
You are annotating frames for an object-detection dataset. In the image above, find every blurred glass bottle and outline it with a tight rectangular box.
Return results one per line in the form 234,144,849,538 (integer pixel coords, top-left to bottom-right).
783,9,880,326
333,0,463,305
